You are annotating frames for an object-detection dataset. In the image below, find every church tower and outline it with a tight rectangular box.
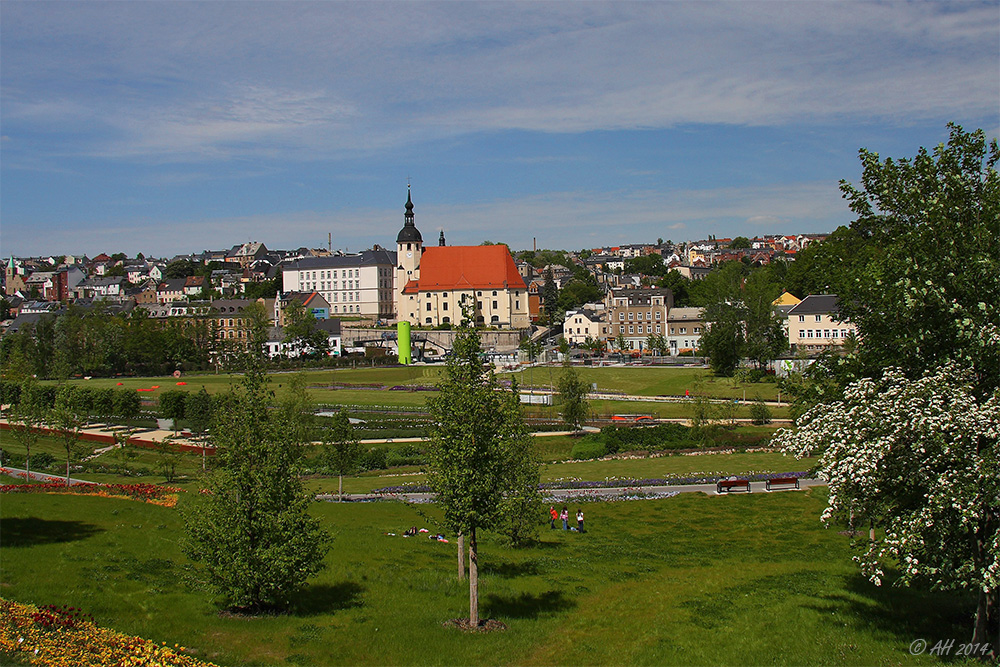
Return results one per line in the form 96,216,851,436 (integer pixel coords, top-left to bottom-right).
395,185,423,320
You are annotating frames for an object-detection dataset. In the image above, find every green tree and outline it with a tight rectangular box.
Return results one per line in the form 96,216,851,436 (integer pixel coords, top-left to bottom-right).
426,315,536,626
6,377,46,478
614,332,628,353
283,301,328,357
51,386,85,484
159,390,187,433
729,236,751,249
741,270,788,370
699,304,744,376
154,436,181,483
243,277,279,300
165,259,196,279
655,269,690,306
624,254,668,276
557,366,590,432
776,365,999,645
322,409,362,502
186,387,214,470
113,388,141,424
834,124,1000,397
541,267,559,322
556,277,602,313
186,388,214,438
182,365,331,613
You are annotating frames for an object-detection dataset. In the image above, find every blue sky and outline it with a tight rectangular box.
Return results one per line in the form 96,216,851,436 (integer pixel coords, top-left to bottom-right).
2,1,998,257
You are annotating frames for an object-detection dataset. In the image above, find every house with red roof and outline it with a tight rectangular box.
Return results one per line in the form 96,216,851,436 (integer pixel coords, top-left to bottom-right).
393,189,529,328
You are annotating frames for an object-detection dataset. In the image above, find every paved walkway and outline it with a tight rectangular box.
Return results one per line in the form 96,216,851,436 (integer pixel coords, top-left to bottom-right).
319,477,827,503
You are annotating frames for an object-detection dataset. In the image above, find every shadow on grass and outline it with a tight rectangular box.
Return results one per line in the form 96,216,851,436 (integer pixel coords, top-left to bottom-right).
805,573,976,657
483,590,575,619
290,581,365,616
1,518,103,548
481,560,541,578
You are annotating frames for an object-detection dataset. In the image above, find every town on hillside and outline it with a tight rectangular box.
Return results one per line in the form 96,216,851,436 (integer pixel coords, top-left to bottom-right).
1,189,848,374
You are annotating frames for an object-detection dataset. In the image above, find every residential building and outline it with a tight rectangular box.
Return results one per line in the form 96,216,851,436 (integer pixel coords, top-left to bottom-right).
787,294,858,353
563,308,605,346
665,307,705,355
605,287,673,351
275,291,330,327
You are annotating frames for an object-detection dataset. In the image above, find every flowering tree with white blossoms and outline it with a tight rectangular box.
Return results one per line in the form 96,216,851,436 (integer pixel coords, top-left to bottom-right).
774,365,1000,648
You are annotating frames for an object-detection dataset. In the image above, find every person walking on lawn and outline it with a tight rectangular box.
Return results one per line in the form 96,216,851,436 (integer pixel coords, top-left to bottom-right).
549,506,558,529
560,506,569,531
576,508,584,533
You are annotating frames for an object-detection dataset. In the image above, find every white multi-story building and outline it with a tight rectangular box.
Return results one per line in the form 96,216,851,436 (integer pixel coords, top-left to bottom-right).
281,249,396,319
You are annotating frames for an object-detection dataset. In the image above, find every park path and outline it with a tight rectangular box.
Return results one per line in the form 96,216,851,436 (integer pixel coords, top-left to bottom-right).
318,477,827,503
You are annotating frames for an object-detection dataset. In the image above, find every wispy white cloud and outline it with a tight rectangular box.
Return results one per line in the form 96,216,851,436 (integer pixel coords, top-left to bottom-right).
2,1,996,164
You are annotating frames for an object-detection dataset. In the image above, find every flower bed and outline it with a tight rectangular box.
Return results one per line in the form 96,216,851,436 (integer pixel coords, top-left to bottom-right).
0,475,182,508
0,598,216,667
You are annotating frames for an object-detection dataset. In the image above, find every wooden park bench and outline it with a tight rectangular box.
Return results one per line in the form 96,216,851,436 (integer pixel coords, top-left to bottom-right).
716,478,751,494
765,477,800,491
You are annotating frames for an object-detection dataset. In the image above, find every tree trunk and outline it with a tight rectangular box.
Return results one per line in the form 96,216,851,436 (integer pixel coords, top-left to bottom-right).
338,474,343,502
468,528,479,627
970,587,996,650
457,533,465,581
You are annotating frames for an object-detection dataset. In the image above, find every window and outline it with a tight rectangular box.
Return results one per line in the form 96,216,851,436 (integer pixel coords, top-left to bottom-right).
680,327,687,334
477,301,483,309
426,303,432,311
656,324,661,333
815,315,822,322
629,325,634,334
492,291,498,296
670,327,675,334
694,327,701,334
492,300,498,309
798,315,805,322
628,312,634,321
442,302,448,311
426,317,432,324
619,313,625,321
515,300,520,309
491,315,499,323
619,325,625,333
477,291,482,296
655,311,661,320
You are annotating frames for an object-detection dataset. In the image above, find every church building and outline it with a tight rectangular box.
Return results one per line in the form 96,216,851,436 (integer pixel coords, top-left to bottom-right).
394,188,529,329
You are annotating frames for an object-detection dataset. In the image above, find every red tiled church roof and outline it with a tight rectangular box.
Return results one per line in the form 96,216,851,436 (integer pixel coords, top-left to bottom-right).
411,246,527,292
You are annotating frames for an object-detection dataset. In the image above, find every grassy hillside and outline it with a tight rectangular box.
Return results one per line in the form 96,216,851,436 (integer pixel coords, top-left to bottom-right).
1,490,974,666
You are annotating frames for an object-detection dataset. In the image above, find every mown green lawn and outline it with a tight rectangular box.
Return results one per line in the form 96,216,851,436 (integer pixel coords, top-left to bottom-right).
0,490,976,666
59,365,784,406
